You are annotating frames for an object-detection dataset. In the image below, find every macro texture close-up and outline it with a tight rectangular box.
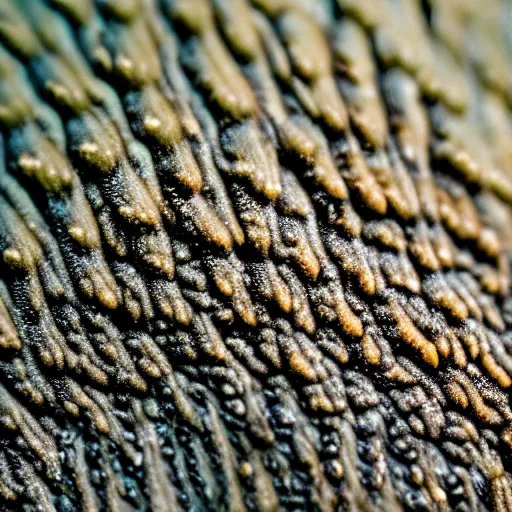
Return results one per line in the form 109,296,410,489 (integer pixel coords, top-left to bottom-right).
1,0,512,510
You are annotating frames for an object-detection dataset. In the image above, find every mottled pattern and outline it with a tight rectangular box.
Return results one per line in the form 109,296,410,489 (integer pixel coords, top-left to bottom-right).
0,0,512,510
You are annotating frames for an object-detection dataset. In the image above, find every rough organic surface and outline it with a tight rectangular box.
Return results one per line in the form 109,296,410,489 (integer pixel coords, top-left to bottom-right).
1,0,512,510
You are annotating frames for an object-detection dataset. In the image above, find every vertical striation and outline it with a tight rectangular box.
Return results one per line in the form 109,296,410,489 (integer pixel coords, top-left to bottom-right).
0,0,512,510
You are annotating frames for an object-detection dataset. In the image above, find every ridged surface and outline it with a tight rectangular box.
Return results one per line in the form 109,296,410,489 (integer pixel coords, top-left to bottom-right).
1,0,512,510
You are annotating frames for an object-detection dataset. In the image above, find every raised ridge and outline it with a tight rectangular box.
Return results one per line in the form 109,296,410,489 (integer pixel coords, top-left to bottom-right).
0,0,512,510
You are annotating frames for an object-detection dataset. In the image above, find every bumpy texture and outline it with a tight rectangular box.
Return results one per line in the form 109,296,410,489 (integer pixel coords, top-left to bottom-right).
1,0,512,511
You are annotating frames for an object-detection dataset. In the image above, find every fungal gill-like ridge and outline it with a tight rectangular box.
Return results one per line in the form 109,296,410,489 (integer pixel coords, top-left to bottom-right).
0,0,512,510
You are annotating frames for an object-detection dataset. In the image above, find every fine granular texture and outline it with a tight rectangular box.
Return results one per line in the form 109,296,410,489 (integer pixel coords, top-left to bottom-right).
1,0,512,510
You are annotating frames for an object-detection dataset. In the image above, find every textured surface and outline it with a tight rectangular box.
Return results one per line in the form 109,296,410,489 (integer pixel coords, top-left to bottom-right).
1,0,512,510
